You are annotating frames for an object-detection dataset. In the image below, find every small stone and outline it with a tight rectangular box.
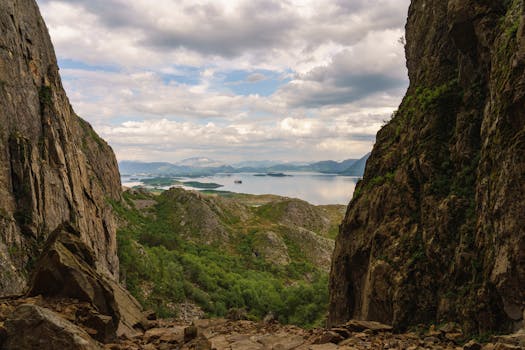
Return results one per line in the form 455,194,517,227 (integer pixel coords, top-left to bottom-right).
184,325,199,342
445,332,464,343
427,325,441,337
312,331,344,344
4,304,101,350
103,344,120,350
143,310,157,321
343,320,393,334
77,309,116,343
309,344,338,350
193,337,212,350
439,323,461,334
424,336,440,343
0,322,7,346
463,340,482,350
331,327,352,339
494,344,521,350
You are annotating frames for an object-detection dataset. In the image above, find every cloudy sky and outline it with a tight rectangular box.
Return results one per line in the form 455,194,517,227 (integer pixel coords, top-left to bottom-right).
37,0,410,163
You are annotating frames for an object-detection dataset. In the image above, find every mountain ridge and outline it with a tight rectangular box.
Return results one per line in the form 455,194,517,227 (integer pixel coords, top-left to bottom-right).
119,153,370,177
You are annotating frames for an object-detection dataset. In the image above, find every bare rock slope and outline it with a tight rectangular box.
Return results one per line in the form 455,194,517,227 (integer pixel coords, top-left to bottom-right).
0,0,146,346
0,0,121,295
329,0,525,335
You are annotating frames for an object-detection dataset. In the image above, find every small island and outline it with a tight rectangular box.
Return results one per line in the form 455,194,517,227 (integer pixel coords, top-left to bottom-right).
266,172,291,177
181,181,223,189
140,177,223,190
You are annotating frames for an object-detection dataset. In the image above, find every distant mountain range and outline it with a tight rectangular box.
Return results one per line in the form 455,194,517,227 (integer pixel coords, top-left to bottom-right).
119,153,370,177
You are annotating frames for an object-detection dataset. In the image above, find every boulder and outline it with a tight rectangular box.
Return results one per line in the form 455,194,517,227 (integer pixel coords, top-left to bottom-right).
184,324,199,342
463,340,482,350
312,330,344,344
27,224,146,337
76,306,116,343
342,320,393,333
3,304,101,350
256,333,304,349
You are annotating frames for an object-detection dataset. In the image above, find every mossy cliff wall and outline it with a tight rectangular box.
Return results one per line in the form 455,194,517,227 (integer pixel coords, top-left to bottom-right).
0,0,121,295
329,0,525,334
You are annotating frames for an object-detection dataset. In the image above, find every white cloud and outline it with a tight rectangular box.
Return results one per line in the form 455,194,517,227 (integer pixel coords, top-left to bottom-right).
36,0,410,162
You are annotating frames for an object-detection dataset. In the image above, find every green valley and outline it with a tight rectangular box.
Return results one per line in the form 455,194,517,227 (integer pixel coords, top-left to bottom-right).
111,188,345,327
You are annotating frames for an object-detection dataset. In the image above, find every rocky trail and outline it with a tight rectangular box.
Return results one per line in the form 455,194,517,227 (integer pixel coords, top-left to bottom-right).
1,296,524,350
105,319,525,350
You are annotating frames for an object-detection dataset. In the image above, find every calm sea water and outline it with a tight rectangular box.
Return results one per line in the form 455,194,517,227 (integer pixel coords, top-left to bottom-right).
122,172,360,205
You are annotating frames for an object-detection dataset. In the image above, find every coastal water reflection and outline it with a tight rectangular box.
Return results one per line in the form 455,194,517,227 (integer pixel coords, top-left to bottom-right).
123,172,360,205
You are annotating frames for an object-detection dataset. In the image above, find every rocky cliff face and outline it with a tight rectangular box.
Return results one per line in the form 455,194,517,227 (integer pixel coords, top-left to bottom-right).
329,0,525,335
0,0,121,295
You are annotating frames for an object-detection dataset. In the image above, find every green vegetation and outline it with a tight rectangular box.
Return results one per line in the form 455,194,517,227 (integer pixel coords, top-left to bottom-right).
182,181,223,189
141,177,180,186
200,189,234,195
38,85,53,109
77,116,106,149
413,79,461,112
355,172,395,199
140,178,223,189
113,189,342,327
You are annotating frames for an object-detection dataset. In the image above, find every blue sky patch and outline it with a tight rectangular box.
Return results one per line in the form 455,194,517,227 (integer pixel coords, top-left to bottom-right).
221,69,292,96
58,58,120,72
160,65,202,85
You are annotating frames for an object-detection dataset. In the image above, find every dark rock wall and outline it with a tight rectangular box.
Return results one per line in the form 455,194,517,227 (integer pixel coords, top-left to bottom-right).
329,0,525,334
0,0,121,295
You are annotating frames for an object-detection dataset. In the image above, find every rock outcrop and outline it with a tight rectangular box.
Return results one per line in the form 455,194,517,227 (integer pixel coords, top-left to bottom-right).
3,304,102,350
0,0,147,346
27,223,145,337
0,0,121,295
330,0,525,335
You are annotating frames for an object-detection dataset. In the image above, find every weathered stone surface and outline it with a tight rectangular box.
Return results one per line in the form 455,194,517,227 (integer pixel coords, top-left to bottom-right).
329,0,525,335
492,329,525,348
144,326,184,344
3,304,101,350
0,322,6,346
93,316,520,350
308,344,338,350
184,324,199,342
312,331,344,344
0,0,121,296
77,308,116,343
256,333,304,349
342,320,393,334
464,340,482,350
27,224,145,338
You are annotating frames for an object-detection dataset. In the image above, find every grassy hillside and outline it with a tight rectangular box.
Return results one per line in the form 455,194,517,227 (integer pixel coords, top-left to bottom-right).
111,188,345,327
